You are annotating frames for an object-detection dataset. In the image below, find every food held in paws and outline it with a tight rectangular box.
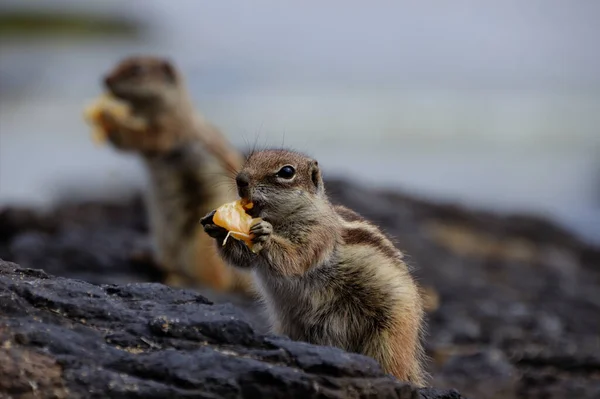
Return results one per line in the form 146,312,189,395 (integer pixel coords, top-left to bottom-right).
83,94,144,144
213,199,256,248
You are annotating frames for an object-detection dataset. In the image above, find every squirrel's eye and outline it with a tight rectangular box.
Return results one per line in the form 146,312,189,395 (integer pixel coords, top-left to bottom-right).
276,165,296,179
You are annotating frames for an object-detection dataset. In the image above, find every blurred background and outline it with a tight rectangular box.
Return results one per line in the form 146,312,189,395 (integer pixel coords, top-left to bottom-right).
1,0,599,244
2,2,600,398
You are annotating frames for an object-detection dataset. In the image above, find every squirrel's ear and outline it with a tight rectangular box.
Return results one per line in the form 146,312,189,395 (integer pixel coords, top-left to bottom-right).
310,161,323,194
161,60,177,83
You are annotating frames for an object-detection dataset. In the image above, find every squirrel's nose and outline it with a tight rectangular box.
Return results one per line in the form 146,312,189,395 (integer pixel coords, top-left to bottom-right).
103,74,115,89
236,173,251,199
236,173,250,189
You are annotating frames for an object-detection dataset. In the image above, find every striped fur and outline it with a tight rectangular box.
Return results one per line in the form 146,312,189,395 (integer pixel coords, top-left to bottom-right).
204,149,427,385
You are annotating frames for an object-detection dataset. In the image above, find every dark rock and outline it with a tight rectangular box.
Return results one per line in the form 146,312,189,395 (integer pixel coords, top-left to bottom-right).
0,207,57,242
1,178,599,398
1,196,157,285
9,228,160,285
431,349,518,399
0,261,463,399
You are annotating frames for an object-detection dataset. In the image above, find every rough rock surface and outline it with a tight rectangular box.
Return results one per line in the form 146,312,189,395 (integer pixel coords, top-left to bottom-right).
1,177,599,398
0,261,462,399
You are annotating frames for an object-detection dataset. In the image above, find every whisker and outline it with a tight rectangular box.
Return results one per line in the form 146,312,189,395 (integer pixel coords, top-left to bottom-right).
248,131,262,162
205,178,237,188
241,133,251,152
221,154,241,177
226,186,238,197
196,171,236,179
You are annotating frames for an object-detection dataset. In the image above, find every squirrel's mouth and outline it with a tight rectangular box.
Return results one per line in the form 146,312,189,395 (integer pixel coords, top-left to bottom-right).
244,201,261,218
239,195,263,218
246,208,260,218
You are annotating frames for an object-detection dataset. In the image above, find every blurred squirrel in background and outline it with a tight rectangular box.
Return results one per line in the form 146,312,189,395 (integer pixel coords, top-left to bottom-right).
84,56,254,296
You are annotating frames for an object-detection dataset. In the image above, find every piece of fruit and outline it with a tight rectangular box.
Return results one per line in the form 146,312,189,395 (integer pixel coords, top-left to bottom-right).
213,199,256,249
83,94,131,145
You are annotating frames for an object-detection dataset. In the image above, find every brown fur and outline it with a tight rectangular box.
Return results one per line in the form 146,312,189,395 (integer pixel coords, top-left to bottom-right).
201,149,428,385
99,55,254,295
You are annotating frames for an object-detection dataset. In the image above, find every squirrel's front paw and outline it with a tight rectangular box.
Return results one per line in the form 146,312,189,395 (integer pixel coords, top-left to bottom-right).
200,210,216,227
250,220,272,245
97,110,126,146
201,210,228,239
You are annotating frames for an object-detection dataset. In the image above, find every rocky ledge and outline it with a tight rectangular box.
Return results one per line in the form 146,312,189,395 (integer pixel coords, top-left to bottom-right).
1,178,599,399
0,260,462,399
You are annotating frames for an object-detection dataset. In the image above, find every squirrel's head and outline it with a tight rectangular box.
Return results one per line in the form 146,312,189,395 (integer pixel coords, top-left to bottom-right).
236,149,326,221
103,56,180,104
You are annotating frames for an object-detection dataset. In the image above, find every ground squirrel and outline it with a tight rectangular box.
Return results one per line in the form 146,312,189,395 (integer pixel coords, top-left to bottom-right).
98,55,253,294
201,149,427,385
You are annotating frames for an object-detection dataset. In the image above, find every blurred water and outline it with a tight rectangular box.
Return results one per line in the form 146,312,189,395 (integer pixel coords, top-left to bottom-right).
1,0,599,243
